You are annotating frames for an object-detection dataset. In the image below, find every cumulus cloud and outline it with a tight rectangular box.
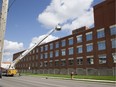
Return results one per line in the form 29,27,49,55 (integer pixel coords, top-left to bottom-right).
38,0,94,30
3,40,24,62
29,34,58,47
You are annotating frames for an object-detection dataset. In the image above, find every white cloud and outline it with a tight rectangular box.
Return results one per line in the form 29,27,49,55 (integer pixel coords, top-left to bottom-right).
4,40,24,51
29,34,58,48
38,0,94,30
3,40,24,62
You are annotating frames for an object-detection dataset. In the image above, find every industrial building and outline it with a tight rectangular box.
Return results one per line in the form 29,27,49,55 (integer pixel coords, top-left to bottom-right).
13,0,116,76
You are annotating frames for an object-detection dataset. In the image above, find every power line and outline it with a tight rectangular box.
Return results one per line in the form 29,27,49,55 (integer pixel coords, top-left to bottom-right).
8,0,16,12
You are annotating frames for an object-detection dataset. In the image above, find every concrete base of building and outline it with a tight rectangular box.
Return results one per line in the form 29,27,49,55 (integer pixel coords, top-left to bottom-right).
19,67,116,76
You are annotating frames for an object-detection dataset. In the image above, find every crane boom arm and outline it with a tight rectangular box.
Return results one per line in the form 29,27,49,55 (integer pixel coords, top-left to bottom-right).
9,26,61,69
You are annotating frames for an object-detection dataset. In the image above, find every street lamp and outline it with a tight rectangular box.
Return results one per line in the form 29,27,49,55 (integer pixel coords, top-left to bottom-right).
55,24,61,31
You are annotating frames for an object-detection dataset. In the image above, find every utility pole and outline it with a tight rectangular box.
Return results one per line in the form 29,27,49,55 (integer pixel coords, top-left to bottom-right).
0,0,9,67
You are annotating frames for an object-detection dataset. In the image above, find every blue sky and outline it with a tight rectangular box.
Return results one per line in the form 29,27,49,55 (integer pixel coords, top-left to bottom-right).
0,0,104,62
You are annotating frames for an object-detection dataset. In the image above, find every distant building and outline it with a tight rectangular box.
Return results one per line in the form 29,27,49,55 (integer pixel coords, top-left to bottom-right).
1,62,11,69
13,0,116,76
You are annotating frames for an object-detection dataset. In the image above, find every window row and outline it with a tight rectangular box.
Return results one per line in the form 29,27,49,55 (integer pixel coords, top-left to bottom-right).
39,25,116,52
18,53,116,67
21,39,116,60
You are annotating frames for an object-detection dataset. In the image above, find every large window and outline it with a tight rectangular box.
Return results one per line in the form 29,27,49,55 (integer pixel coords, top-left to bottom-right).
111,39,116,48
61,49,66,56
40,62,43,67
45,45,48,51
110,25,116,35
55,60,59,67
33,49,35,54
77,57,83,65
49,60,53,67
87,56,94,64
68,58,74,66
40,46,43,52
50,43,53,50
97,41,106,50
55,50,59,57
44,53,48,59
61,40,66,47
40,54,43,59
97,28,105,38
86,32,92,41
112,53,116,63
55,42,59,48
68,37,73,45
86,43,93,52
61,59,66,66
68,47,74,55
44,61,48,67
50,51,53,58
36,48,38,53
36,54,38,60
77,35,82,43
98,54,106,64
77,45,83,53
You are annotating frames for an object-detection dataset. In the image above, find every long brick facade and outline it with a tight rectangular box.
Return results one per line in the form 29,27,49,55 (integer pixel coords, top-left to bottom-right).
13,0,116,76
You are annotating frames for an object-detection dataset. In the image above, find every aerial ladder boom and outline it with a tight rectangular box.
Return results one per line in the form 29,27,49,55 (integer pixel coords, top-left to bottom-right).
7,25,61,76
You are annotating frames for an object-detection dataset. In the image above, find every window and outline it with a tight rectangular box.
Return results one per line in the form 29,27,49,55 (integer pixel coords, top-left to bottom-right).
32,56,35,60
36,54,38,60
55,60,59,66
55,50,59,57
68,58,74,66
50,51,53,58
68,37,73,45
40,46,43,52
44,61,48,67
36,48,38,53
44,53,48,59
77,45,83,53
112,53,116,63
61,40,66,47
86,43,93,52
50,43,53,50
40,62,43,67
61,49,66,56
86,32,92,41
45,45,48,51
111,39,116,48
61,59,66,66
40,54,43,59
77,57,83,65
97,28,105,38
68,47,74,55
77,35,82,43
97,41,106,50
87,56,94,64
55,42,59,48
49,60,53,67
33,49,35,54
98,54,106,64
110,25,116,35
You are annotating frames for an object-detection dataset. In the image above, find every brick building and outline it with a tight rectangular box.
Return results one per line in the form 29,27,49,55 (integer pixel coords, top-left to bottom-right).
13,0,116,76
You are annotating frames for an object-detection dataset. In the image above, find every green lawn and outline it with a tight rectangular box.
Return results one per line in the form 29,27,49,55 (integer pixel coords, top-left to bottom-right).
21,73,116,81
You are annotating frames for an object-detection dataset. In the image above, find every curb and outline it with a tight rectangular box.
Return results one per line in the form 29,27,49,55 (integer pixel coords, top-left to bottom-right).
40,76,116,83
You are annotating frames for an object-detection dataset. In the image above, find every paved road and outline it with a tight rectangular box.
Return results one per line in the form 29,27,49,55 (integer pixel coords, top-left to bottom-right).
0,76,115,87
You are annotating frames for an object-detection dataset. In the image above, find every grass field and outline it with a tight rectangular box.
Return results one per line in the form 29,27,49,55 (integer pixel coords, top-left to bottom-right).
21,73,116,81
